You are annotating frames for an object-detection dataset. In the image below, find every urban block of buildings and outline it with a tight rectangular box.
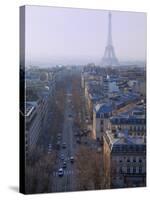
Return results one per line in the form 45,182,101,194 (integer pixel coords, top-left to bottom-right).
81,64,146,188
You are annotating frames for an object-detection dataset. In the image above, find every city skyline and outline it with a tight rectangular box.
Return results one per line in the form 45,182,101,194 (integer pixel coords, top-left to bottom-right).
20,6,146,194
25,6,146,67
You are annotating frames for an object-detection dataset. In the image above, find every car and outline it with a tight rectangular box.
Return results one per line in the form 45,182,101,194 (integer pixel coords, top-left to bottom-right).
58,168,64,177
48,144,52,149
57,133,61,140
62,142,66,148
48,147,52,151
60,153,65,160
62,161,67,168
74,132,79,137
70,156,74,163
48,144,52,152
48,148,52,153
56,141,60,149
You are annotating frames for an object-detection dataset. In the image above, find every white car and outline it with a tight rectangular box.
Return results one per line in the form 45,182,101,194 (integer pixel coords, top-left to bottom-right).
58,168,64,177
70,156,74,163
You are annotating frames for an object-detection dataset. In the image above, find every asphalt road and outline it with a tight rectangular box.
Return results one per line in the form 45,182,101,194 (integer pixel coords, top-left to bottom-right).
50,84,77,192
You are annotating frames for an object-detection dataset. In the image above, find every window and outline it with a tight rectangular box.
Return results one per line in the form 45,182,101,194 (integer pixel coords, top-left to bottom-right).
139,167,142,173
133,157,136,162
113,168,117,174
139,158,142,163
127,167,130,173
134,126,136,131
127,158,130,162
137,126,140,131
133,167,136,173
100,114,104,118
112,129,116,133
100,120,104,125
119,167,122,173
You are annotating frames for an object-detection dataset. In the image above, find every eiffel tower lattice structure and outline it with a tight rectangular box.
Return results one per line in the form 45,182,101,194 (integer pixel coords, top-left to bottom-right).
101,12,119,67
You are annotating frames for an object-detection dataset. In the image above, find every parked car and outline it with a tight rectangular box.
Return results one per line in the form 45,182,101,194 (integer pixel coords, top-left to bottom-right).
58,168,64,177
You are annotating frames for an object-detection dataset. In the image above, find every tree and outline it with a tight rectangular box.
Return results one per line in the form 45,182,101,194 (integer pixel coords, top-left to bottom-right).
75,145,104,191
25,150,56,194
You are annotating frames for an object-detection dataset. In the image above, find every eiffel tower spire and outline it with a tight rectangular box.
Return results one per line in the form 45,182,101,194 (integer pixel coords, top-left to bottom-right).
107,12,112,46
101,12,119,67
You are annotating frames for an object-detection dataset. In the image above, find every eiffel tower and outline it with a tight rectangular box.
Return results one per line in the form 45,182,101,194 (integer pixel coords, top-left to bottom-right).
101,12,119,67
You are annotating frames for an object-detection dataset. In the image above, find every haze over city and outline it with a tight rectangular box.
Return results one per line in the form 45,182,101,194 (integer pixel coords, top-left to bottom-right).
25,6,146,67
21,5,146,194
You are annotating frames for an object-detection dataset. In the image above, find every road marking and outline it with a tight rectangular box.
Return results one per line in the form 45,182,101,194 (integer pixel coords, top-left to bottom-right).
52,170,74,177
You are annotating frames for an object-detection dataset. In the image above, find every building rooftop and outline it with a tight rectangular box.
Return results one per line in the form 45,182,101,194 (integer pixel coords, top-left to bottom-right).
104,129,146,153
110,113,145,125
25,101,37,117
94,103,113,117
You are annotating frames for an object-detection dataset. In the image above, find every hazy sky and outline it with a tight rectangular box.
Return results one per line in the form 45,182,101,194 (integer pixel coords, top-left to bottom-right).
25,6,146,66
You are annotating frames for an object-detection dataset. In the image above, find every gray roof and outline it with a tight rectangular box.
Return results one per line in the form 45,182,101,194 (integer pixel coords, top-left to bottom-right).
104,130,146,154
94,103,112,116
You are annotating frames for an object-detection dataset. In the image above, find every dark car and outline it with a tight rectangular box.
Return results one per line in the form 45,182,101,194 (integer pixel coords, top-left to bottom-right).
56,141,60,149
60,153,65,160
62,161,67,168
62,142,66,149
58,168,64,177
74,132,79,137
57,133,61,140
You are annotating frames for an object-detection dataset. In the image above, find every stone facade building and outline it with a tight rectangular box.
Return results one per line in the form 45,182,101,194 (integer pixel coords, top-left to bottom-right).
103,129,146,188
93,103,112,142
